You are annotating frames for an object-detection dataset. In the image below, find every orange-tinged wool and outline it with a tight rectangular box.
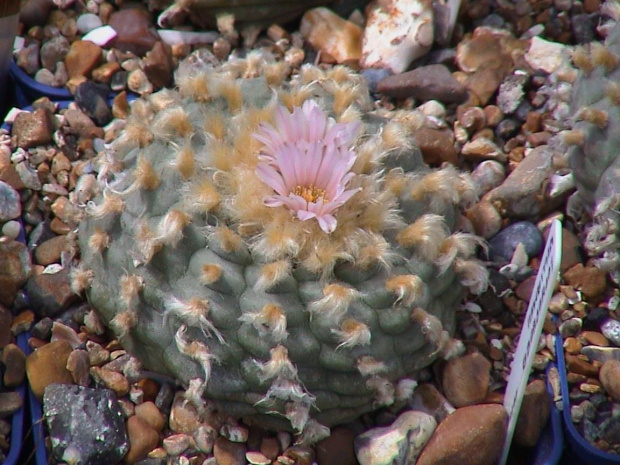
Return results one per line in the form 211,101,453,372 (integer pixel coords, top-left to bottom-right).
134,155,160,190
88,227,110,253
277,88,311,111
381,121,411,151
124,122,154,148
120,275,144,306
210,140,235,171
578,107,608,128
87,191,125,219
563,129,586,146
572,46,594,74
157,210,192,247
264,61,290,86
256,260,292,291
592,43,619,71
204,113,227,141
332,83,358,116
189,179,221,213
605,81,620,104
179,74,211,102
336,319,371,347
175,142,195,180
70,266,94,295
216,80,242,112
385,274,424,306
200,264,222,284
396,214,447,254
160,107,194,139
213,226,243,253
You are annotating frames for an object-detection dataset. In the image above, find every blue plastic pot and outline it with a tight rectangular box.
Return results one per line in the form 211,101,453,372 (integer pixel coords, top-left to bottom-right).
555,333,620,463
9,60,73,108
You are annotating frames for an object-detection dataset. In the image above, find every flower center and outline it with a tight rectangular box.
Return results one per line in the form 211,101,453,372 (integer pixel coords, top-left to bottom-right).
293,185,327,203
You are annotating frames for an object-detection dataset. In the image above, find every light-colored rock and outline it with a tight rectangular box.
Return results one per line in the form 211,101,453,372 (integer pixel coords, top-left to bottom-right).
300,7,362,64
525,36,569,74
361,0,434,73
355,410,436,465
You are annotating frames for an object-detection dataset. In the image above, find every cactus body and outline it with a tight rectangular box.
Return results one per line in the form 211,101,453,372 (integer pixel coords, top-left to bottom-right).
76,56,487,435
566,18,620,282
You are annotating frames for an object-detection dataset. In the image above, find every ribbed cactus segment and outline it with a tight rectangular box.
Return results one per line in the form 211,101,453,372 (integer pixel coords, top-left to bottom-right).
76,56,487,435
566,17,620,282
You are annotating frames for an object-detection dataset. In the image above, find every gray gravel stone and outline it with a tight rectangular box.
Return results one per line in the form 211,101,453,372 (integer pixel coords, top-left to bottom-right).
0,181,21,222
43,383,129,465
487,221,543,264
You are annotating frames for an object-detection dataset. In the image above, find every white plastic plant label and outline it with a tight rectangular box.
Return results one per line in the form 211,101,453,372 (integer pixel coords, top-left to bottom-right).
499,219,562,465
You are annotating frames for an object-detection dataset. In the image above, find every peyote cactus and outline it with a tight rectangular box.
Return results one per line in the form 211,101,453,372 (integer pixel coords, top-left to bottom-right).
565,3,620,283
74,54,489,438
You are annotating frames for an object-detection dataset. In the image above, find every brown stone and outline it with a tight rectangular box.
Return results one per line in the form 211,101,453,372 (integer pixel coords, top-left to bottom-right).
125,415,160,464
64,40,102,78
135,401,166,432
26,267,79,318
92,61,121,85
513,380,551,447
0,306,12,349
466,200,502,239
582,331,610,347
34,235,69,266
1,343,26,388
64,108,100,139
416,403,508,465
112,91,131,119
26,340,74,399
109,8,160,56
214,437,247,465
564,337,583,355
564,263,607,299
377,64,467,103
143,41,173,88
316,426,356,465
515,275,537,301
412,127,458,165
0,240,31,307
566,354,600,378
0,392,23,419
260,436,280,460
600,360,620,403
66,349,91,386
12,109,54,149
442,352,491,408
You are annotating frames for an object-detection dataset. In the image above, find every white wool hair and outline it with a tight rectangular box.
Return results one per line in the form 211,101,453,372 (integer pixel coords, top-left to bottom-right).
254,345,298,382
110,310,136,340
119,274,145,307
332,320,371,349
85,189,125,219
356,356,388,377
308,284,359,324
436,233,487,274
174,325,219,383
366,376,395,407
453,258,490,295
256,378,316,408
395,378,418,402
296,419,331,446
411,307,444,347
385,275,427,307
156,210,191,247
70,265,94,295
238,304,288,342
285,401,310,432
254,260,292,292
165,297,225,345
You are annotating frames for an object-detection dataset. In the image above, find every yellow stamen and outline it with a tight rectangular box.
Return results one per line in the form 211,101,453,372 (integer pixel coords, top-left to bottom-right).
294,185,327,203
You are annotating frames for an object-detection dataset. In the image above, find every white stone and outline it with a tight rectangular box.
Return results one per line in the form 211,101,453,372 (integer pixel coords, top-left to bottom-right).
361,0,434,73
355,410,437,465
82,25,117,47
525,36,569,74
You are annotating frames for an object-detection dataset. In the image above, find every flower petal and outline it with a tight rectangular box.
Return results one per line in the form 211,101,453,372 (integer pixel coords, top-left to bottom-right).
256,163,288,196
317,214,337,233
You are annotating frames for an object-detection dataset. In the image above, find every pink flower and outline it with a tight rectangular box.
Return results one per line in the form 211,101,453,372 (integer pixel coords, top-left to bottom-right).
254,100,361,234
